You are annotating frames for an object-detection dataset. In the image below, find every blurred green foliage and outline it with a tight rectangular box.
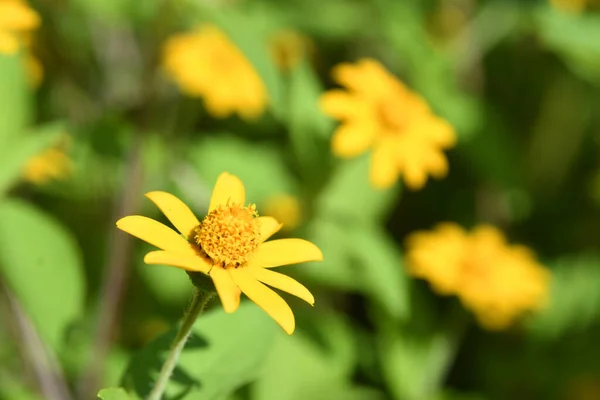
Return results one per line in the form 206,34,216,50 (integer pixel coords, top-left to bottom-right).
0,0,600,400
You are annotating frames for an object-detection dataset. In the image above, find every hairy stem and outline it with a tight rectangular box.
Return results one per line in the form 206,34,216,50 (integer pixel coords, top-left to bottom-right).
147,289,215,400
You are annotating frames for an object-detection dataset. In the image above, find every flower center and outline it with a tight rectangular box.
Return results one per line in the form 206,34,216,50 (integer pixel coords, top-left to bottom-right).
195,203,260,267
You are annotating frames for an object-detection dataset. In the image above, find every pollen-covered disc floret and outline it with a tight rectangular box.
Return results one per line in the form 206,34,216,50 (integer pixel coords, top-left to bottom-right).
195,203,261,267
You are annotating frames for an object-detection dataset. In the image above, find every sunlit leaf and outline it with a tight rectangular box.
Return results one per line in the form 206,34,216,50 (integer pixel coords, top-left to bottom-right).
0,53,30,147
316,154,400,224
349,225,409,320
0,199,85,351
97,387,130,400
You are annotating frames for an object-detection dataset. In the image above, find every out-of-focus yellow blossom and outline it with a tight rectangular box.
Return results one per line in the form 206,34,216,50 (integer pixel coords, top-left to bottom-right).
550,0,598,13
22,137,73,185
0,0,40,54
406,223,550,330
269,29,313,71
162,25,268,121
263,193,302,232
320,59,456,190
116,173,323,334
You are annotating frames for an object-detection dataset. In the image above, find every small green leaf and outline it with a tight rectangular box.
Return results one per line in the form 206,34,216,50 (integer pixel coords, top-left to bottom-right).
378,305,469,400
0,121,64,196
189,135,297,205
349,225,410,320
316,154,400,224
286,61,334,183
0,53,30,148
0,199,85,351
528,254,600,341
300,217,357,290
97,387,130,400
122,302,277,399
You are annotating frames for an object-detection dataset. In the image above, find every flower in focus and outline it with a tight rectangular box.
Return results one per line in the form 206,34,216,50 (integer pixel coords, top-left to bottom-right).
22,137,73,185
406,223,550,330
0,0,40,55
263,193,302,232
320,58,456,190
116,173,322,334
162,25,268,121
269,29,312,71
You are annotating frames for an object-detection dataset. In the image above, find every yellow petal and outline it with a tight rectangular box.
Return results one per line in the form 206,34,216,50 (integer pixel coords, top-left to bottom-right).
230,267,295,334
319,90,360,120
145,191,200,239
258,216,282,243
143,251,211,273
370,142,399,189
208,172,246,212
116,216,197,255
210,267,241,313
331,123,376,158
247,266,314,305
250,239,323,269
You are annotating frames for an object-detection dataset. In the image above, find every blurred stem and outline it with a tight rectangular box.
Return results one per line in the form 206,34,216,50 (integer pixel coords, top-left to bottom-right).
147,289,215,400
0,285,73,400
78,137,144,398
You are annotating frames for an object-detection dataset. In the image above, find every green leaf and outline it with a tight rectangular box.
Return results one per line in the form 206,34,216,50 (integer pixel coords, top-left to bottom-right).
0,199,85,351
252,314,357,400
536,5,600,85
300,217,357,290
528,254,600,341
286,61,334,183
0,53,30,148
0,121,64,196
349,225,410,320
97,387,130,400
378,306,469,400
122,302,277,399
316,154,400,224
189,135,297,205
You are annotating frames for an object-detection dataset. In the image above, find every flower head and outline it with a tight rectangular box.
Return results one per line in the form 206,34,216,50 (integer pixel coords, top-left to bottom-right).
116,173,323,334
162,25,268,121
320,59,456,190
269,29,312,71
406,223,550,330
0,0,40,54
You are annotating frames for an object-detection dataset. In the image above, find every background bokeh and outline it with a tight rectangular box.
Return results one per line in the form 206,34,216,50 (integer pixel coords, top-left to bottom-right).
1,0,600,399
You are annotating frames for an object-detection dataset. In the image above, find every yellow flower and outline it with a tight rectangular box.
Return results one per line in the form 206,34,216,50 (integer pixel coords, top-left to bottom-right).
269,29,312,71
22,137,73,185
263,193,302,232
116,173,323,334
406,223,550,330
0,0,40,54
320,59,456,190
550,0,597,13
162,25,268,121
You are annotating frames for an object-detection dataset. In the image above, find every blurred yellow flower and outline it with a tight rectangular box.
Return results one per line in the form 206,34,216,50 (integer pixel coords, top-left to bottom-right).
320,59,456,190
263,193,302,232
406,223,550,330
0,0,40,54
116,172,322,334
269,29,312,71
550,0,597,13
22,138,73,185
162,25,268,121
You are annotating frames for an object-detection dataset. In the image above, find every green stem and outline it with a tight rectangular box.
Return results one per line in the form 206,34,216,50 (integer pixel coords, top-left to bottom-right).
147,289,215,400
